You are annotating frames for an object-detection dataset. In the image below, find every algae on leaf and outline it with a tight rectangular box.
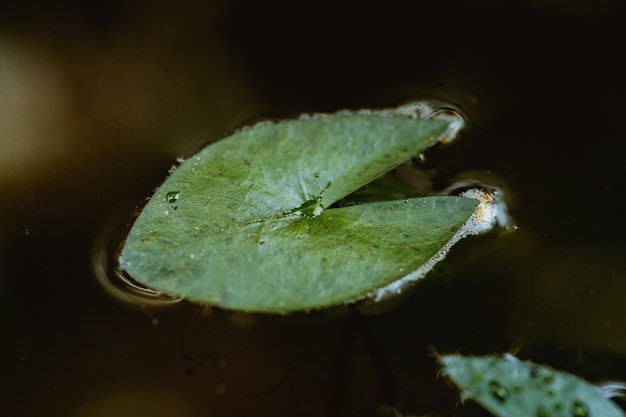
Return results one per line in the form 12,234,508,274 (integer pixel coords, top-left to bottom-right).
120,105,486,312
439,353,626,417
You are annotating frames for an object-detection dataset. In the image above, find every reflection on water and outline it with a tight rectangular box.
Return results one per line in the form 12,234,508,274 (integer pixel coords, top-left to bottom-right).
69,384,197,417
179,306,295,397
91,214,184,309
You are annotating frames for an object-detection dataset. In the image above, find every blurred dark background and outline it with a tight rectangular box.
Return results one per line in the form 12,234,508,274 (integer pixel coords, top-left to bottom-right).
2,1,626,416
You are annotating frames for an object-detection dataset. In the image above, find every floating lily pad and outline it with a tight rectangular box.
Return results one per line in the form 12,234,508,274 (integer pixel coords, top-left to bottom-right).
120,110,480,312
439,354,626,417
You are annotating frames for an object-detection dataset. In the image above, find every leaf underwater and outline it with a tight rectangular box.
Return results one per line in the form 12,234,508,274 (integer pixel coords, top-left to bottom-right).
439,354,626,417
120,109,481,312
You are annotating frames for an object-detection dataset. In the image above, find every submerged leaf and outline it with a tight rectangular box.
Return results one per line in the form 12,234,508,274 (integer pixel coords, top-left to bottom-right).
439,354,626,417
121,109,481,312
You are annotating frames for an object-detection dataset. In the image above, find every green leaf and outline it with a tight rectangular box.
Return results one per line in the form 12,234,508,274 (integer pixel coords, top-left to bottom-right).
439,354,626,417
120,111,479,312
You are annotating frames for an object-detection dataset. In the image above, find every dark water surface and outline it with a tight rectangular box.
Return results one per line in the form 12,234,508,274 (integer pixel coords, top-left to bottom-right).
3,1,626,416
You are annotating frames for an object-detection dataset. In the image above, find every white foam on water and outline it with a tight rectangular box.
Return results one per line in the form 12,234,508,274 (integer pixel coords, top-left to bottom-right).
437,172,516,231
369,187,507,302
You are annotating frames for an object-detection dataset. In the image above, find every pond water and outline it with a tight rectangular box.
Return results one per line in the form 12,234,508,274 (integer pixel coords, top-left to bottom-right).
3,1,626,416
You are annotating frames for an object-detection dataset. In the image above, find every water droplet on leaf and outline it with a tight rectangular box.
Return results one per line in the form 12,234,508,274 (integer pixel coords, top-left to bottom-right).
572,400,589,417
166,190,180,204
488,380,508,402
531,366,542,378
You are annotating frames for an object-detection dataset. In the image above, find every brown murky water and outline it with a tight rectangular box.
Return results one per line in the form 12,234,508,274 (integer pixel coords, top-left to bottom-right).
3,1,626,416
